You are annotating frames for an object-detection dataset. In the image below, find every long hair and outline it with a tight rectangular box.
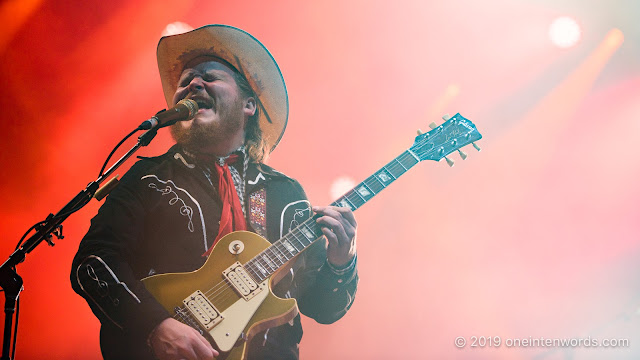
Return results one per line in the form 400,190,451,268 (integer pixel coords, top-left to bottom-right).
233,72,268,163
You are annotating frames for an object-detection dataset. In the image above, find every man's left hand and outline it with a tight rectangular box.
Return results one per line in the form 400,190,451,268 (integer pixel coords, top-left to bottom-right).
313,206,357,268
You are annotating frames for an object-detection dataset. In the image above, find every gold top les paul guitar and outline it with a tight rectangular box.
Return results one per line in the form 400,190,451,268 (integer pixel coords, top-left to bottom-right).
142,114,483,359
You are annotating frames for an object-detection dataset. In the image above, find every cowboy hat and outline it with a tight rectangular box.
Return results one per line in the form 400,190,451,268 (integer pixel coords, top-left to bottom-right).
157,24,288,153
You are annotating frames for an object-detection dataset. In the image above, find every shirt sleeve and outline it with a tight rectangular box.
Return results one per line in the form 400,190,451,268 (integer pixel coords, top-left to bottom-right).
70,162,170,345
283,180,359,324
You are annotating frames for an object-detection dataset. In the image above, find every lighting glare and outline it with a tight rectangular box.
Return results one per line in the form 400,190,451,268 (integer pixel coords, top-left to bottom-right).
162,22,194,37
549,16,581,49
330,176,356,200
605,28,624,48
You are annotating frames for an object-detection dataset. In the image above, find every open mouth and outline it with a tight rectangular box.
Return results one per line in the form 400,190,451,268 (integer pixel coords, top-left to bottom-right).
189,97,214,110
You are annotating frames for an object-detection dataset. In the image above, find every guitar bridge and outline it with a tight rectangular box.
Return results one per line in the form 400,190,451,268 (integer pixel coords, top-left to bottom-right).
183,290,223,330
223,262,263,301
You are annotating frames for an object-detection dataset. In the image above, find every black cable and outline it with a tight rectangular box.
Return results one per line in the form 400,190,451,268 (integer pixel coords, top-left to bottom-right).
15,194,91,251
99,128,139,177
15,127,139,251
7,125,142,359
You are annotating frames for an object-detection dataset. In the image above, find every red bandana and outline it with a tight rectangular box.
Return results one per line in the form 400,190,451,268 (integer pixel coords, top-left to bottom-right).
203,154,246,256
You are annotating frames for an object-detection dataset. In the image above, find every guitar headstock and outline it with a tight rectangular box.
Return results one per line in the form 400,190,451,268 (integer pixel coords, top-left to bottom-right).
410,113,482,166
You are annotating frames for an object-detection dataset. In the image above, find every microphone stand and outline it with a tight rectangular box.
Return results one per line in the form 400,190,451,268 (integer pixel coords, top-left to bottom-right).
0,127,159,360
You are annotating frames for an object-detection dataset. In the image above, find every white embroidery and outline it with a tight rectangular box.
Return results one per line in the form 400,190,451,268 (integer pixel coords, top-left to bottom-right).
75,255,141,329
279,200,312,238
142,175,208,251
147,182,195,232
174,153,196,168
248,172,266,185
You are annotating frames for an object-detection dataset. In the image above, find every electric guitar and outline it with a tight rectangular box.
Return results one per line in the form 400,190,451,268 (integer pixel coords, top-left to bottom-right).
142,113,483,359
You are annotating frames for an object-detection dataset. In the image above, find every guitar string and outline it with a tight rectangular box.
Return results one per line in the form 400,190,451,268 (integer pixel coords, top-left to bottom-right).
170,155,417,322
186,228,314,309
169,135,475,325
171,155,416,322
171,156,416,321
172,225,314,322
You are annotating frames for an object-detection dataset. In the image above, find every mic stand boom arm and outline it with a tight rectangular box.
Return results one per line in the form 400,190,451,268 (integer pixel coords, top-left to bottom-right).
0,127,158,360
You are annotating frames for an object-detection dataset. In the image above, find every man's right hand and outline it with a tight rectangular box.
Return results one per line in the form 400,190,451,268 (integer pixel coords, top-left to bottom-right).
149,318,219,360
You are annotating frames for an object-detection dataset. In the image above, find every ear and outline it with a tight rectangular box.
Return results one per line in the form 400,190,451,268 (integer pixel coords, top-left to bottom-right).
243,97,256,117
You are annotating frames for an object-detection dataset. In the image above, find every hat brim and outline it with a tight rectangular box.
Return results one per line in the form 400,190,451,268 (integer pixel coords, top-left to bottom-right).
157,24,288,153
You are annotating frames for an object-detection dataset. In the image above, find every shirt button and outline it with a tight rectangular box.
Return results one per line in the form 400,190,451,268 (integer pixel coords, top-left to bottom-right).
332,288,338,292
337,279,343,283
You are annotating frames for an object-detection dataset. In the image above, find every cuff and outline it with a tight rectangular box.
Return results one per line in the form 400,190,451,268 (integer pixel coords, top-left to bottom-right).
325,254,357,275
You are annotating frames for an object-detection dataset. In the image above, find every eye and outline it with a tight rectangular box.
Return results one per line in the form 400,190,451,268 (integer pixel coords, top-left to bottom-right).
178,75,194,87
202,73,219,82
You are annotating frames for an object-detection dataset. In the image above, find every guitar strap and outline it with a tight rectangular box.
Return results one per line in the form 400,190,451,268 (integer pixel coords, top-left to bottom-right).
249,188,268,238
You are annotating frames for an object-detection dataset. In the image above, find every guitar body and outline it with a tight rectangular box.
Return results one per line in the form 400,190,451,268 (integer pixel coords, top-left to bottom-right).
140,113,482,359
142,231,298,360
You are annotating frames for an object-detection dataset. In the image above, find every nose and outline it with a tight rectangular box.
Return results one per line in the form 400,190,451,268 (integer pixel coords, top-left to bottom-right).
187,76,205,92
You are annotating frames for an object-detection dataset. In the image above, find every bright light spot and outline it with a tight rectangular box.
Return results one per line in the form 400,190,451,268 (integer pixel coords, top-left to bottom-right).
605,28,624,48
548,16,581,48
162,22,194,37
446,84,460,97
330,176,356,200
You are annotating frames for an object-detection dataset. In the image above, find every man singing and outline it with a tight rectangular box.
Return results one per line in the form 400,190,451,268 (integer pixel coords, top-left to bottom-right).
71,25,358,360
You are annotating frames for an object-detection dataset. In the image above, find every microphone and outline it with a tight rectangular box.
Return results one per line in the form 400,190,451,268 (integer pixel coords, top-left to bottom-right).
138,99,199,130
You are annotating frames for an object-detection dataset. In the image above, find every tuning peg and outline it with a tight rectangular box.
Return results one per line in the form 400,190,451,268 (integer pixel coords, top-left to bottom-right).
429,122,438,130
444,156,455,167
457,149,468,160
472,142,481,151
442,114,451,121
417,129,424,135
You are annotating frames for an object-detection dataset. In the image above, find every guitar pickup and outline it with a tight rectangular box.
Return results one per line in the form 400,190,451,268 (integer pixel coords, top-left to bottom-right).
183,290,223,330
223,262,263,301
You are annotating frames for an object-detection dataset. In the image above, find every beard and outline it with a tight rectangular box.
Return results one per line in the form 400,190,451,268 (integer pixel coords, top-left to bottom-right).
170,101,245,154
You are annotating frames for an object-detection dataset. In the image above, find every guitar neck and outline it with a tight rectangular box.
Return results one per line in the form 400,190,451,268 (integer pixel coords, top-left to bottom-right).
244,149,421,283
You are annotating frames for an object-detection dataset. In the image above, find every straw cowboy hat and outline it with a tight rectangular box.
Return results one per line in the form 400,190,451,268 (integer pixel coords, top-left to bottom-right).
157,24,288,153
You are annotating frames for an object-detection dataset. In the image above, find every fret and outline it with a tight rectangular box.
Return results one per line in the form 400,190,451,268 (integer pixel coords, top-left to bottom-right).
407,149,420,161
350,188,367,203
387,160,407,178
240,144,434,287
256,254,273,273
254,261,268,277
381,166,397,180
272,244,290,262
299,221,317,240
280,239,297,255
302,221,322,238
395,157,408,170
365,176,385,193
289,231,307,249
347,191,367,208
282,233,300,252
260,253,276,271
246,266,260,282
355,182,374,200
399,151,420,168
290,229,311,248
336,197,355,210
267,248,284,266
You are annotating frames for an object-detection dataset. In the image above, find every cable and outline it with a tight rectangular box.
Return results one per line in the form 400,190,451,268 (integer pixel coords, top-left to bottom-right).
99,128,139,177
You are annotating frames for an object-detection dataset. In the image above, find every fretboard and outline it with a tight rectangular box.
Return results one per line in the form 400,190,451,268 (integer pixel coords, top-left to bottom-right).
244,149,421,283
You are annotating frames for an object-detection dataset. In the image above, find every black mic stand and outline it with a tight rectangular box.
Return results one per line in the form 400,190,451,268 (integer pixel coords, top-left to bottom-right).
0,127,159,360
